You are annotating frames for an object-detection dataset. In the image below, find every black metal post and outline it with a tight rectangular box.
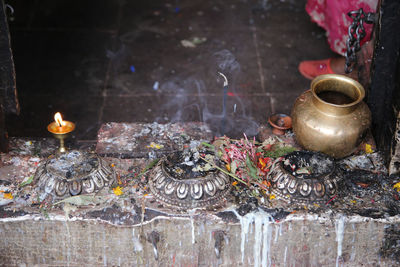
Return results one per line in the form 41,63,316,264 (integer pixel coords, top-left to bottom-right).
0,0,19,152
368,0,400,162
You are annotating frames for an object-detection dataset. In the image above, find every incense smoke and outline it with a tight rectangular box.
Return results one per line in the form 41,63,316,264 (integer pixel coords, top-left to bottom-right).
156,49,259,138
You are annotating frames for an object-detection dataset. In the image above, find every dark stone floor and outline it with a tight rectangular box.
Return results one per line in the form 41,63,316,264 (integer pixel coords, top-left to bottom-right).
5,0,334,140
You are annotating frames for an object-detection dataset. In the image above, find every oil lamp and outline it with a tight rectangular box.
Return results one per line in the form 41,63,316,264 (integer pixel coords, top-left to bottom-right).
47,112,75,153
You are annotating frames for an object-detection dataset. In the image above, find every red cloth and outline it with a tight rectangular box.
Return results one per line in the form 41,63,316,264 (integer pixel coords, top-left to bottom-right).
306,0,378,55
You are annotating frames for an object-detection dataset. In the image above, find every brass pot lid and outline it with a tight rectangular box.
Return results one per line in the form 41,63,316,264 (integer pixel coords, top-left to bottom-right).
34,150,116,201
149,152,232,209
267,151,339,205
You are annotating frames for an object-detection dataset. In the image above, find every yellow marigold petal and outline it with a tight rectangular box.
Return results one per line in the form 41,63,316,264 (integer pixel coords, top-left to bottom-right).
269,194,276,200
259,158,266,168
147,142,164,149
232,181,238,186
393,182,400,192
113,186,123,196
226,164,231,172
365,144,373,154
3,192,13,199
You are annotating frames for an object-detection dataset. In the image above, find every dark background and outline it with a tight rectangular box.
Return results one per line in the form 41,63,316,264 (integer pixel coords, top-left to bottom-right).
5,0,333,140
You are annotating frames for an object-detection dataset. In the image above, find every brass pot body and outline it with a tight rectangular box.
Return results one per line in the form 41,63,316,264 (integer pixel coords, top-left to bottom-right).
291,74,371,158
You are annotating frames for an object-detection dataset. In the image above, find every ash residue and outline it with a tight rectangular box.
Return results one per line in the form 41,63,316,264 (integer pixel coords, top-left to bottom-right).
333,154,396,218
0,206,27,218
84,204,141,225
334,169,400,218
163,148,217,179
96,122,213,158
47,150,98,179
232,195,291,221
259,207,291,221
216,211,240,223
283,151,334,178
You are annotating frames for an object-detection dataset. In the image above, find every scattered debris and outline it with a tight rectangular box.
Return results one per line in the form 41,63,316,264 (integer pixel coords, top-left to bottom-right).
96,122,213,158
181,37,207,48
153,81,159,90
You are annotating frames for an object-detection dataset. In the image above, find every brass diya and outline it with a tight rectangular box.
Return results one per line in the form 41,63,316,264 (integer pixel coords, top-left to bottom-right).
291,74,371,158
34,150,116,201
47,112,75,153
149,152,232,209
267,151,339,205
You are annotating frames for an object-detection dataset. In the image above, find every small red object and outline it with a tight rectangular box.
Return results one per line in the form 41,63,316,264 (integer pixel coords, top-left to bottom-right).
298,58,335,80
268,114,292,135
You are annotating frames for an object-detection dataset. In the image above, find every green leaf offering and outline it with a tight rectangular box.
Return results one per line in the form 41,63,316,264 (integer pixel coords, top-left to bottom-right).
246,154,258,180
230,160,238,174
263,145,297,158
137,158,160,179
19,176,34,187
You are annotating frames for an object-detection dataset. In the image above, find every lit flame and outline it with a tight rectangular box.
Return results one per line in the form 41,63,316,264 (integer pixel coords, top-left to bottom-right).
54,112,66,127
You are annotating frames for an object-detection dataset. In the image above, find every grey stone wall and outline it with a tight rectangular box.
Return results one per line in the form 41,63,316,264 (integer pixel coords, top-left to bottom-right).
1,212,399,266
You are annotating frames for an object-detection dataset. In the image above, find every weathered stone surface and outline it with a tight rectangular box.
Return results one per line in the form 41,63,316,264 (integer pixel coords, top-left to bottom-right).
0,211,399,266
96,122,213,158
0,124,397,266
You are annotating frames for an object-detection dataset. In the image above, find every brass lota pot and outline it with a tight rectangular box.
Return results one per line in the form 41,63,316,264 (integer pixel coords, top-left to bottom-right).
291,74,371,158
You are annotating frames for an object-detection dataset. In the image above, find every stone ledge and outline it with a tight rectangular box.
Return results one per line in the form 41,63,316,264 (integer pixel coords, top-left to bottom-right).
1,210,400,266
1,122,399,266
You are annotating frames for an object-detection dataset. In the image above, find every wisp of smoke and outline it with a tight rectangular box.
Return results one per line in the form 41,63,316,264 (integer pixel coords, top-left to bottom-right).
156,49,260,138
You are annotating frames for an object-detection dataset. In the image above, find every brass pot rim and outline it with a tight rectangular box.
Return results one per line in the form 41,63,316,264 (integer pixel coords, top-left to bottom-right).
311,74,365,108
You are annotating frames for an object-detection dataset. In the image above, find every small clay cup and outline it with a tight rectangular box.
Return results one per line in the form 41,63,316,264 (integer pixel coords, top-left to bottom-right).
268,114,292,135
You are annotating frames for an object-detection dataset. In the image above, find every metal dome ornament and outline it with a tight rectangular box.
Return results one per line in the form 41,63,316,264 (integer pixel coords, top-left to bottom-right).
267,151,339,205
34,150,116,201
149,151,232,209
34,113,116,202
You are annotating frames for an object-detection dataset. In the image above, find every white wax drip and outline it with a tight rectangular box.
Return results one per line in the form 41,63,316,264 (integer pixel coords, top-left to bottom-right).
233,208,273,266
335,214,346,267
132,228,143,252
284,246,288,267
261,217,273,267
190,216,195,244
